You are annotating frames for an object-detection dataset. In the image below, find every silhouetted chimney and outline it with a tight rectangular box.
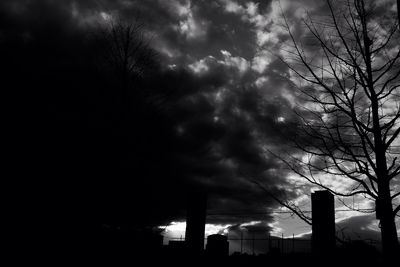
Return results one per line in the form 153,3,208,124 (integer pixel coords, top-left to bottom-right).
185,191,207,254
312,190,335,255
206,234,229,257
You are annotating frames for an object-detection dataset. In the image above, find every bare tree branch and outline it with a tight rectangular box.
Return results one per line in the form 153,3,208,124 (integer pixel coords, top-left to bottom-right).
273,0,400,255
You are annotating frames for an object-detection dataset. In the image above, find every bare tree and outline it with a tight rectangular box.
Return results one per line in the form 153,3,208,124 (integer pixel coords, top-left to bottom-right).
274,0,399,257
94,17,158,103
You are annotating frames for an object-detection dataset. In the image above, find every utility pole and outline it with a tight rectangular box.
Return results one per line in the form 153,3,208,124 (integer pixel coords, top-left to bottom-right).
292,234,295,253
240,231,243,254
268,233,271,253
252,233,255,255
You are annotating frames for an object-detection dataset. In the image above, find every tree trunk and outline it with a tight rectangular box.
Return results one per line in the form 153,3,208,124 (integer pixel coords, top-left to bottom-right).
371,94,399,257
372,100,399,257
378,181,399,257
397,0,400,26
362,7,399,255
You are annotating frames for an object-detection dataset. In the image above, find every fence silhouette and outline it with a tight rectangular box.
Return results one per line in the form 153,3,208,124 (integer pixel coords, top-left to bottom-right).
164,234,312,255
164,234,382,255
162,207,383,255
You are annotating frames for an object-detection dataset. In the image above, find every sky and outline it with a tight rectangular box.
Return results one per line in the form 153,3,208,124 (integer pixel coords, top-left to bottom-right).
2,0,399,254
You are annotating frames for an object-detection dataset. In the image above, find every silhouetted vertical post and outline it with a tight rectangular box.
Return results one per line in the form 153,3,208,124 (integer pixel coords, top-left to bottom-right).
268,233,271,253
252,233,255,255
240,231,243,254
311,190,335,255
292,234,295,253
185,191,207,255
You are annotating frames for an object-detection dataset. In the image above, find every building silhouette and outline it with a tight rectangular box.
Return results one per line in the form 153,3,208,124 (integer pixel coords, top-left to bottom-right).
311,190,335,255
185,191,207,254
206,234,229,257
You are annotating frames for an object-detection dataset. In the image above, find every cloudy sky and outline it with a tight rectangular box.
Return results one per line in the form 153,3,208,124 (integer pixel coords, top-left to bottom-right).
2,0,399,253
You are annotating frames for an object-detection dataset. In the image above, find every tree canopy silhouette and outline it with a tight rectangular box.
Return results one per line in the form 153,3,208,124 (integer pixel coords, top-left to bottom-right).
273,0,400,257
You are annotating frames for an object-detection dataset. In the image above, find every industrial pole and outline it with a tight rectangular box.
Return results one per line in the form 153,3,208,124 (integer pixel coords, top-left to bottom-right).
252,233,255,255
240,231,243,254
292,234,295,253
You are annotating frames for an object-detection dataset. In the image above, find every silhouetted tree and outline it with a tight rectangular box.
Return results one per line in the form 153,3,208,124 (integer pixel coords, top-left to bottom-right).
94,17,158,106
275,0,399,257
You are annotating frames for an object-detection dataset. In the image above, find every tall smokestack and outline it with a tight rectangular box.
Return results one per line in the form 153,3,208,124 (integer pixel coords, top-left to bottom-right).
311,190,335,255
185,191,207,255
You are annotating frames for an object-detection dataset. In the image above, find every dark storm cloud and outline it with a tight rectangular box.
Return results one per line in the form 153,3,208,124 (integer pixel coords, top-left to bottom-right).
136,62,301,226
58,0,257,64
222,221,275,254
145,67,297,225
1,0,312,232
242,221,273,233
0,1,73,37
225,221,272,237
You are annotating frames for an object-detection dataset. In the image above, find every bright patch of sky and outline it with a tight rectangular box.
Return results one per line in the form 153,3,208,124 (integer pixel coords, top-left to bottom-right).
162,221,232,245
168,0,208,40
219,50,249,73
188,56,212,73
